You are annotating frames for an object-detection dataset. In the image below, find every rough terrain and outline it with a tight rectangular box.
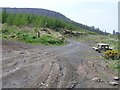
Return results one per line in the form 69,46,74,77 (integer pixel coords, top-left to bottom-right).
1,40,118,88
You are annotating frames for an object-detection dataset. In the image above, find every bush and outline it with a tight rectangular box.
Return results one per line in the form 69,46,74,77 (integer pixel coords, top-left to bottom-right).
104,50,119,60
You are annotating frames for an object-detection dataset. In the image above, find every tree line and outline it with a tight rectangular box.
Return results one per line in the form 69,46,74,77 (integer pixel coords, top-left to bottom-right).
2,10,79,31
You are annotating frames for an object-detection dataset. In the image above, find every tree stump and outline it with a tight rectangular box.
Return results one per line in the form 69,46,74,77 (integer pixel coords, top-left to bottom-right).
37,32,40,38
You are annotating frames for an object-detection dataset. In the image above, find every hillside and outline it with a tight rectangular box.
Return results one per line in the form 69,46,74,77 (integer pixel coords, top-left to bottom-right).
1,7,107,35
1,8,70,23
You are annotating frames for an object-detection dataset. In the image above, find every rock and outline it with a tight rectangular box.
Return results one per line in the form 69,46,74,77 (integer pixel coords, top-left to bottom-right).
90,64,94,67
66,81,77,88
92,77,99,80
113,76,119,80
109,81,118,86
41,82,45,86
92,77,103,82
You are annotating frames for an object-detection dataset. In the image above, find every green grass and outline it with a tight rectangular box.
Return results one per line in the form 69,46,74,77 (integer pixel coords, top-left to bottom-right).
107,60,120,71
20,34,65,45
2,25,66,45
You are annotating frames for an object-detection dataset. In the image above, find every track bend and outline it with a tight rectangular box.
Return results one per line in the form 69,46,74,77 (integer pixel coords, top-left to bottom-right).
2,40,118,88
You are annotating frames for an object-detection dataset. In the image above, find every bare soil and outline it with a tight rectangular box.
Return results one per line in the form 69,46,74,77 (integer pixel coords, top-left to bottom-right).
1,40,119,88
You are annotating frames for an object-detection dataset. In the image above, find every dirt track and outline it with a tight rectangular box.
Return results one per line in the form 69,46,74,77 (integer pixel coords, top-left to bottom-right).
1,40,118,88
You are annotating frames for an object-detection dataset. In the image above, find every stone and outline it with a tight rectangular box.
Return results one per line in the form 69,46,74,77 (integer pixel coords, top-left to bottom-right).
109,81,118,86
90,64,94,67
113,76,119,80
41,82,45,86
92,77,103,82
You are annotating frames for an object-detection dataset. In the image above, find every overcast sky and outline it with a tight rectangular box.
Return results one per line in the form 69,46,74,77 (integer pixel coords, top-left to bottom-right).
0,0,119,33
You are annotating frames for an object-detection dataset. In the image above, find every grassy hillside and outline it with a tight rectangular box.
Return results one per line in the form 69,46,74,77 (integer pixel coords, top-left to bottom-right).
2,8,107,35
1,11,76,45
1,24,66,45
2,9,100,35
1,11,98,45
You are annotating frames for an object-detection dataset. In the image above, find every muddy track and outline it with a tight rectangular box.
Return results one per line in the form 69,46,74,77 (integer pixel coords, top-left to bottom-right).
1,40,118,88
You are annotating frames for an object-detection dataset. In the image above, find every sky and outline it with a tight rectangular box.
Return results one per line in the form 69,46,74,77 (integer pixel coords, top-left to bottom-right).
0,0,119,33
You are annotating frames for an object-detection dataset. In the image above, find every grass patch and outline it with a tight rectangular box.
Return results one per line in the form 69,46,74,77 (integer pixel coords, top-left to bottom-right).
21,34,65,45
2,25,66,45
107,60,120,71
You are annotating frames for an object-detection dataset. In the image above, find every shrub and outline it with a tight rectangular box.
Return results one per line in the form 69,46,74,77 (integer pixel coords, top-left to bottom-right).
104,50,119,60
